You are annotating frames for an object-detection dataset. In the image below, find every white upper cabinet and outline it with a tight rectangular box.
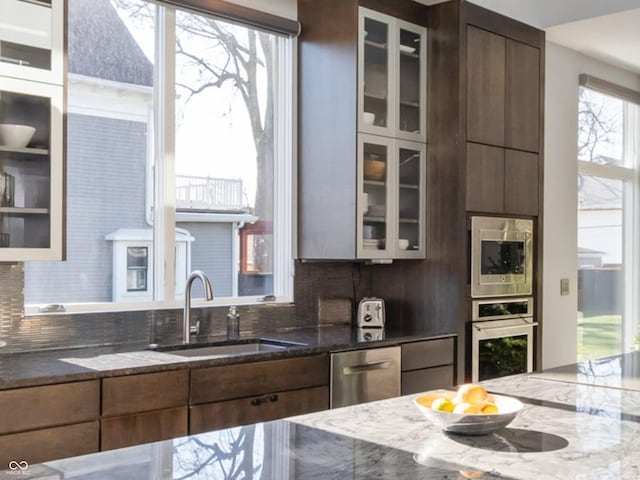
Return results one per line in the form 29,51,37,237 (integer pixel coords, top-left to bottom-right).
0,0,64,85
358,8,427,143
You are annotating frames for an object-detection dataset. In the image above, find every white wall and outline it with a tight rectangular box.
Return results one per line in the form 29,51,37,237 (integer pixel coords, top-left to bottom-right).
223,0,296,20
542,42,640,368
467,0,640,28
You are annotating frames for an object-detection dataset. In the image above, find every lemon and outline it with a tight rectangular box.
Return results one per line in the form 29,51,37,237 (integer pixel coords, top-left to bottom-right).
431,397,455,412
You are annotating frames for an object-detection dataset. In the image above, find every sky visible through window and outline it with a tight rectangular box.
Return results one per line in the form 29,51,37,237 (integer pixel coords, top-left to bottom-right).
113,0,267,208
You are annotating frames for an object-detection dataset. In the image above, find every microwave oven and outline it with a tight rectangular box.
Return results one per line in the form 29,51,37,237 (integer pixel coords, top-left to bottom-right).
470,216,533,298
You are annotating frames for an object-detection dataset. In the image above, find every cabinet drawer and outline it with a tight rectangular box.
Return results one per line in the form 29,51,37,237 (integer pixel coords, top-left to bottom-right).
102,369,189,417
0,380,99,434
401,338,455,371
0,421,99,466
101,406,188,451
190,386,329,434
401,366,454,395
191,355,329,404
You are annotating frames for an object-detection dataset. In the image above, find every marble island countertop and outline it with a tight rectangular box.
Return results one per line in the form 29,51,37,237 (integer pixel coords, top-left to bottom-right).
6,352,640,480
0,324,454,389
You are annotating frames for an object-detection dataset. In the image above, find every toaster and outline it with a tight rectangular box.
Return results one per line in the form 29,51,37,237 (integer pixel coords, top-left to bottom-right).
357,297,385,328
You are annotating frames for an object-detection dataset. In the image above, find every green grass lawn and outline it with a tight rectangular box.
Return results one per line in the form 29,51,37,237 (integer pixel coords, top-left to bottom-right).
577,315,622,361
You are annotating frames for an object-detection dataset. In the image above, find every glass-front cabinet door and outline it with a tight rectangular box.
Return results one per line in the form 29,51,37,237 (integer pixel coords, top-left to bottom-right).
358,8,426,142
358,135,425,260
0,77,63,260
396,20,426,142
359,9,392,137
358,134,393,259
396,141,425,258
0,0,64,85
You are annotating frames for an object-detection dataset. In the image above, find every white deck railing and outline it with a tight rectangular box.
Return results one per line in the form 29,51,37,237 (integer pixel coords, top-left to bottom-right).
176,175,246,211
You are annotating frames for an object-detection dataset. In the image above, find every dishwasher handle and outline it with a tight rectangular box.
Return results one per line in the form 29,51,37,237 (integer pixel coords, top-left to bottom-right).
343,360,393,375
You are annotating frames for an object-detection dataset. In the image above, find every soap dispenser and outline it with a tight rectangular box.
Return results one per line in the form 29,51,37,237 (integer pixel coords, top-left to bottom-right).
227,306,240,339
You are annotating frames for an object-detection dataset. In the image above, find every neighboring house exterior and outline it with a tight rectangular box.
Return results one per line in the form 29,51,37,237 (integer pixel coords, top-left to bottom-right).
25,0,253,305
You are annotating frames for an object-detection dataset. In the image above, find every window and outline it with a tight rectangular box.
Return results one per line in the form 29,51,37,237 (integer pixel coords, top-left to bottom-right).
24,0,294,312
577,81,640,360
126,247,148,292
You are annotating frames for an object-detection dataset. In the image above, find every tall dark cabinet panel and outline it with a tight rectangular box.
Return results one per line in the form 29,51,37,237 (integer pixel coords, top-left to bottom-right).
466,143,504,213
506,39,541,152
504,150,539,216
425,1,545,382
466,26,505,147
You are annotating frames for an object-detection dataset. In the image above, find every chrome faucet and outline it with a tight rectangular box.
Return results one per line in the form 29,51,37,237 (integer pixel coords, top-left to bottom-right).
183,270,214,345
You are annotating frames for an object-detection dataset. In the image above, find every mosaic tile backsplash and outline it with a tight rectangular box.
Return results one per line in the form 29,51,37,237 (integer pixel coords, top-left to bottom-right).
0,261,372,354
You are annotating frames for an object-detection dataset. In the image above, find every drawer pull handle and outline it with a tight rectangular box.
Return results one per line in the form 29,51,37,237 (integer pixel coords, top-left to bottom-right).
343,360,393,375
251,394,279,406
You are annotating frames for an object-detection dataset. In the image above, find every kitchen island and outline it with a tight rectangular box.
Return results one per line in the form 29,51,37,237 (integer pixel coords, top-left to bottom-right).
3,352,640,479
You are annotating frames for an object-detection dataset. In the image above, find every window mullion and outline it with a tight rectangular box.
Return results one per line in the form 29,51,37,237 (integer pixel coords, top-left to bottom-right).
153,6,177,302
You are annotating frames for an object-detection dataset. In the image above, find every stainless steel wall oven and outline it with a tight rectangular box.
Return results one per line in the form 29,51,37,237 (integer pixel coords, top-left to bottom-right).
470,216,533,298
471,297,536,382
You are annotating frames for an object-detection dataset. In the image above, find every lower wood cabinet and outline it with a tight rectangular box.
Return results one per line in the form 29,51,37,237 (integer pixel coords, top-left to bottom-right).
102,369,189,417
190,386,329,434
100,369,189,452
101,406,188,451
0,421,99,467
190,355,329,404
0,380,100,435
0,380,100,466
190,354,330,434
401,337,455,395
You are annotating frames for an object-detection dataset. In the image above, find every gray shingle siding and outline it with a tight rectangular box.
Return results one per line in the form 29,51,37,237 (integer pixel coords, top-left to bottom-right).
67,0,153,86
25,114,148,303
178,222,233,297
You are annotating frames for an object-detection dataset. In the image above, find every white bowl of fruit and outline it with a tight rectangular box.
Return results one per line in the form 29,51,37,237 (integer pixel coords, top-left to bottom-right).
414,384,523,435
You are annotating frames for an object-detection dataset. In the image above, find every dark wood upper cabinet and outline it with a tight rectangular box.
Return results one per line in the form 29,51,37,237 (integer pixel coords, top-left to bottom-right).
466,142,504,213
504,149,539,215
505,39,540,152
466,26,506,147
466,26,541,155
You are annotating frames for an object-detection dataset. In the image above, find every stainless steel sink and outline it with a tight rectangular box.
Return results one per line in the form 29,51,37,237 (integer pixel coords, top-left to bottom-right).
152,338,305,358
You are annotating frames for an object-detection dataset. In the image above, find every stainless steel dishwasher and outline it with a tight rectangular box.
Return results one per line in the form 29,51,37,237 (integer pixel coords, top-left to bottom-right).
330,346,401,408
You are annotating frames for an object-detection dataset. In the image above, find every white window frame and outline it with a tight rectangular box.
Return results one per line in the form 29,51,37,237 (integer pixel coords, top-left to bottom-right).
25,2,295,315
578,86,640,353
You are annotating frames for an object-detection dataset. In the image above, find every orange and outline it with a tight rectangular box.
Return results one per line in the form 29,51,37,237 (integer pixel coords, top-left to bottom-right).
455,384,489,407
481,402,499,414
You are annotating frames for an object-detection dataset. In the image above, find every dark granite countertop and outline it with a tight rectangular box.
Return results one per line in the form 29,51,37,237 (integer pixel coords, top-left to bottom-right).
0,324,455,389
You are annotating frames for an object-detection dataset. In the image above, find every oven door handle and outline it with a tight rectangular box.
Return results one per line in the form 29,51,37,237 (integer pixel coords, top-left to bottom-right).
473,322,538,332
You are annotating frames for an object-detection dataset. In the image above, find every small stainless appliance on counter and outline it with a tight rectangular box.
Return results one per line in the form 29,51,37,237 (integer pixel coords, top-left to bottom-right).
357,297,385,327
330,346,400,408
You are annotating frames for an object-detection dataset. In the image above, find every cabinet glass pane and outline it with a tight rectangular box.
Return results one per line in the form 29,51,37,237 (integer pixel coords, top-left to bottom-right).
0,1,52,71
398,147,420,251
363,17,388,129
398,28,421,135
362,142,388,250
0,89,51,248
